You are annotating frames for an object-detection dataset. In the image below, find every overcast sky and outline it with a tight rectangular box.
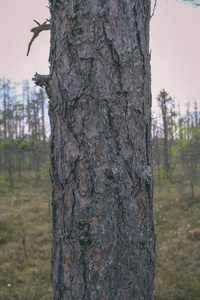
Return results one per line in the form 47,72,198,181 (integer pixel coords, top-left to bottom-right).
150,0,200,114
0,0,200,114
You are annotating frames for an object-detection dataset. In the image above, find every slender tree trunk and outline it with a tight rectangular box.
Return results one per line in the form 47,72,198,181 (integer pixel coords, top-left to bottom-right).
169,138,172,182
194,101,198,128
8,149,13,188
162,106,169,178
3,81,8,168
41,89,46,142
49,1,155,299
17,152,22,179
3,80,7,141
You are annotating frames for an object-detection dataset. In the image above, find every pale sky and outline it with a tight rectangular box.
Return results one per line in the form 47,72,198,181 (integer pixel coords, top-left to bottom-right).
150,0,200,114
0,0,50,81
0,0,200,114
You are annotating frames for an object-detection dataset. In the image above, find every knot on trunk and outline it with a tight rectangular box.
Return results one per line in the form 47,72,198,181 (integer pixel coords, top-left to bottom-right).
32,73,52,99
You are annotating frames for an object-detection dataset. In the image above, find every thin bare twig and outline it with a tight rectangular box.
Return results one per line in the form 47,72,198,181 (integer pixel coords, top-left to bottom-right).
180,0,200,6
151,0,157,19
27,20,50,56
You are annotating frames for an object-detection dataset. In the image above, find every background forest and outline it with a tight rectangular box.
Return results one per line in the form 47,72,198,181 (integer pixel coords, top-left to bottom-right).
0,78,200,299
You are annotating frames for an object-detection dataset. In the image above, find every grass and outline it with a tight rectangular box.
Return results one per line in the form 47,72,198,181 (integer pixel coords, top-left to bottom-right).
0,171,52,300
0,169,200,299
154,173,200,300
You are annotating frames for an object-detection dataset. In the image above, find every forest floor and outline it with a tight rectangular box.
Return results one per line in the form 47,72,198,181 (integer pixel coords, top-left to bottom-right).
154,172,200,300
0,172,52,300
0,171,200,299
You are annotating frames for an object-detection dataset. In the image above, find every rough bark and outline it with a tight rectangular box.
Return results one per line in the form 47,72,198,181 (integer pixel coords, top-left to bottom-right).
49,0,155,299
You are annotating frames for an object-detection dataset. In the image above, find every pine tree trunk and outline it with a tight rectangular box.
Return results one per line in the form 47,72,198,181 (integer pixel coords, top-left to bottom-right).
49,1,155,299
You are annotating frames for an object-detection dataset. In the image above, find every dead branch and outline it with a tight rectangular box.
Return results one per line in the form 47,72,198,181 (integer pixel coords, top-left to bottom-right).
32,73,52,99
32,72,50,87
151,0,157,19
177,0,200,6
27,20,50,56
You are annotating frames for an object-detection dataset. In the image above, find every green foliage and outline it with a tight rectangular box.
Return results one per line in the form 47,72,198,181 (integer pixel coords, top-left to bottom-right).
8,213,37,230
154,166,167,180
38,157,50,180
157,89,172,104
0,138,43,152
0,177,10,192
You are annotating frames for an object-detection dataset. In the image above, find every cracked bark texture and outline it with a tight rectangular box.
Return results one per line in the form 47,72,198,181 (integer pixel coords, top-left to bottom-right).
49,0,155,299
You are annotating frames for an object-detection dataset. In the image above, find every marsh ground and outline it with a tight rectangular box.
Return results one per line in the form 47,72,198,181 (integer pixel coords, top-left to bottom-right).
0,170,200,299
